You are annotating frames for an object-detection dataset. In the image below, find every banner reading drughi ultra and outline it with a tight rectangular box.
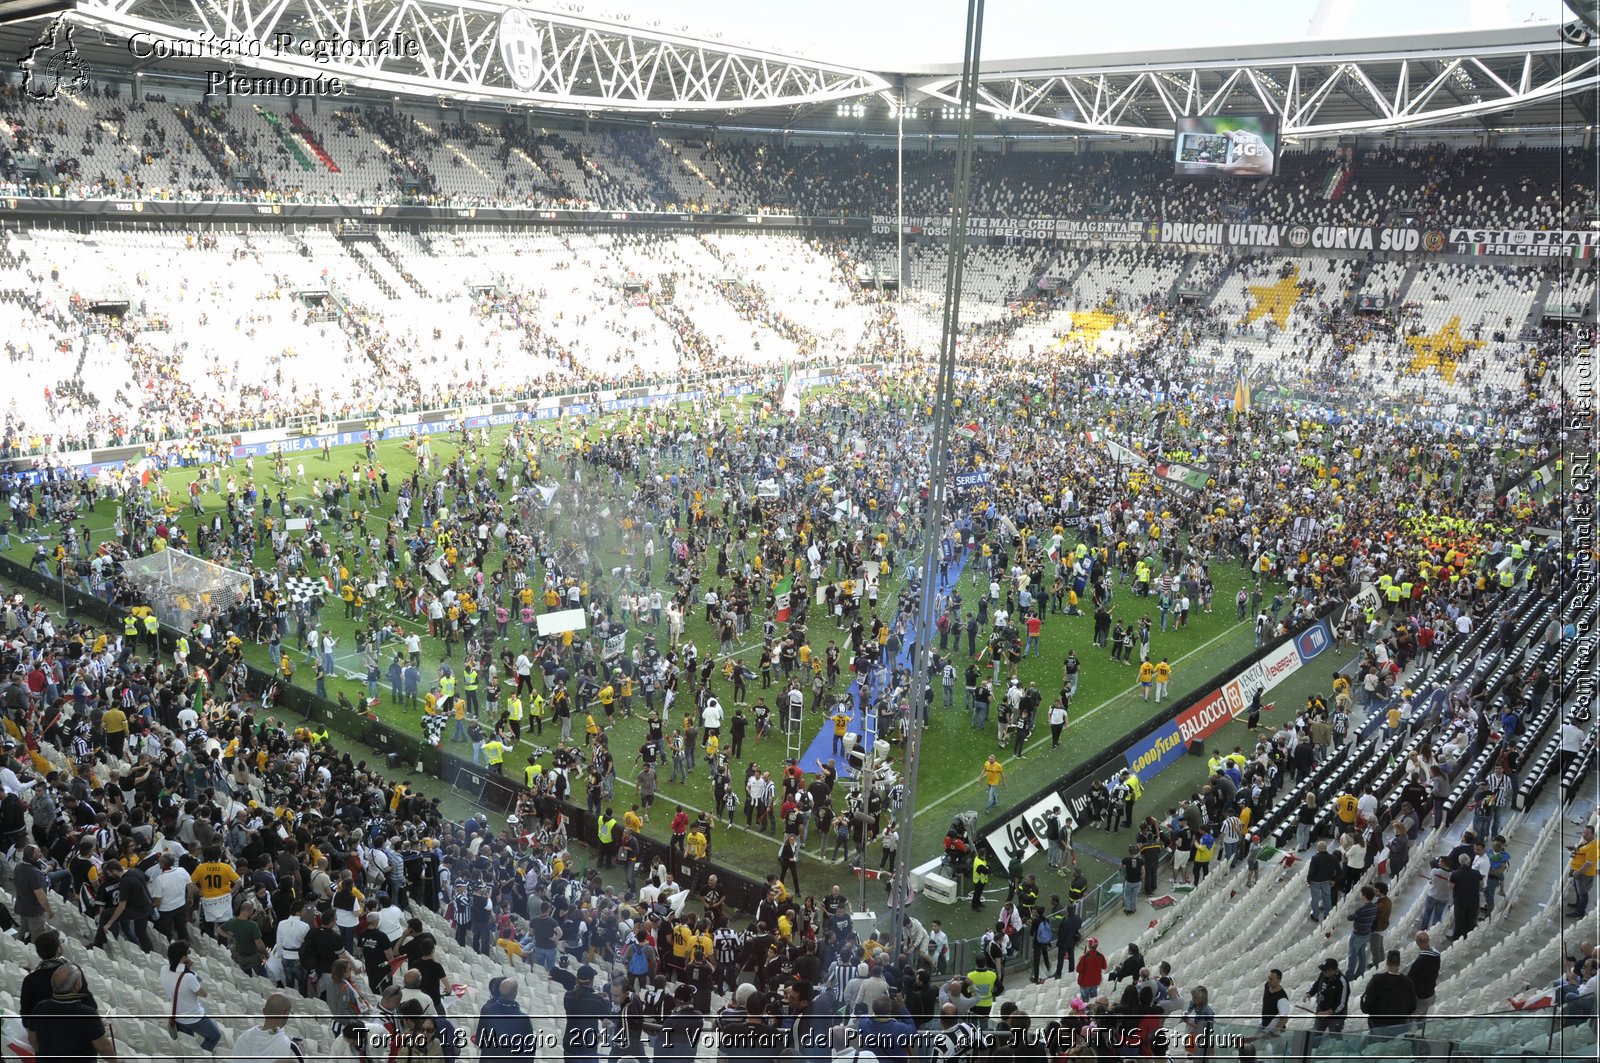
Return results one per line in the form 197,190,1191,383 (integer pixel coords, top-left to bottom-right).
871,214,1599,258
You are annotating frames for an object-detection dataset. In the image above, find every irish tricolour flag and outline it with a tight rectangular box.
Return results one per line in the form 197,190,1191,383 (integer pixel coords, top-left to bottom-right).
774,574,794,623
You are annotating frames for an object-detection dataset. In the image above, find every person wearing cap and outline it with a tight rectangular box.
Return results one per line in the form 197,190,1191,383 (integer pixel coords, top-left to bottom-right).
842,961,873,1010
562,964,609,1063
1307,957,1350,1033
655,984,704,1063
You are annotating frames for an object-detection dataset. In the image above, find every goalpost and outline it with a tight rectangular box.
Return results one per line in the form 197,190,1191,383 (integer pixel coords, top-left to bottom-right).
121,548,253,632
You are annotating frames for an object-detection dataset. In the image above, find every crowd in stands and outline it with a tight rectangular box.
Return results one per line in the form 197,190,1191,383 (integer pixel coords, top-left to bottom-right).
2,79,1595,233
0,212,1587,461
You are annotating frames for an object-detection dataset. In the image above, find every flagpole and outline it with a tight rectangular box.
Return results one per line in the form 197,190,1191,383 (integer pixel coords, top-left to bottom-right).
889,0,985,963
897,76,906,363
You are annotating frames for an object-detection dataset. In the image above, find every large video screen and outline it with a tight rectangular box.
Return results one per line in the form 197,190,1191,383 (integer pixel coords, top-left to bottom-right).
1173,115,1279,177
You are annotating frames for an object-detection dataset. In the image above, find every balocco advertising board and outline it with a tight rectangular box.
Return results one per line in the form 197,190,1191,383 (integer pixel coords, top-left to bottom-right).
1175,688,1230,745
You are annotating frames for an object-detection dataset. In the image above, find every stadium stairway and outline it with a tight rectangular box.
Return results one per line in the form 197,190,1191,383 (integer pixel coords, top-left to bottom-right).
336,240,402,301
1200,257,1244,312
372,237,432,299
1163,253,1194,302
1523,272,1559,337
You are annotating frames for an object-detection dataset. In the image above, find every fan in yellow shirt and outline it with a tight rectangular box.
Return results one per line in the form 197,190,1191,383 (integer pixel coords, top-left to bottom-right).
194,856,241,925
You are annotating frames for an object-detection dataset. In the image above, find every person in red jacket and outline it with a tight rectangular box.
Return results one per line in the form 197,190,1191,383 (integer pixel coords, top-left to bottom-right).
669,807,690,860
1076,937,1108,1000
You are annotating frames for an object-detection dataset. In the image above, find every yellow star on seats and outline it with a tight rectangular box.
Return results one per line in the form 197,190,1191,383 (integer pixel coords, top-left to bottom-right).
1243,267,1304,328
1067,310,1116,348
1403,315,1485,386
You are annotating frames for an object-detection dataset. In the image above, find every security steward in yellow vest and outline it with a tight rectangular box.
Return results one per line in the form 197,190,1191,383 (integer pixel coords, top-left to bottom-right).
970,853,990,910
124,614,139,641
143,612,159,651
524,756,542,788
529,692,545,736
506,694,524,742
596,808,619,867
463,667,479,717
966,959,999,1024
483,735,506,774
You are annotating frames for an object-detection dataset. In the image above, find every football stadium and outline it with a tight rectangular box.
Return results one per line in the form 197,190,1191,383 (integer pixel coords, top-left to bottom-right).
0,0,1595,1059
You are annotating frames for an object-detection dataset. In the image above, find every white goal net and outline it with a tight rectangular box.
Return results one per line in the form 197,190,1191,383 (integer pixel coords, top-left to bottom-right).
122,549,254,632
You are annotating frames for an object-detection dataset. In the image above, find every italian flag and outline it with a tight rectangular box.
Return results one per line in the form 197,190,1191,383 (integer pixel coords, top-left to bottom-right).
774,574,794,623
955,421,981,440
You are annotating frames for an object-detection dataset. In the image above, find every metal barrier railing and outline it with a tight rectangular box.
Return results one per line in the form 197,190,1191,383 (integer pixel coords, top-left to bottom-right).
936,865,1124,977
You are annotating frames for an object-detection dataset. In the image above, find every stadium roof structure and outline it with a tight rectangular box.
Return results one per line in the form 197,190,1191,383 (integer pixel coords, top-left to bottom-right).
910,26,1600,138
22,0,891,111
9,1,1597,135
